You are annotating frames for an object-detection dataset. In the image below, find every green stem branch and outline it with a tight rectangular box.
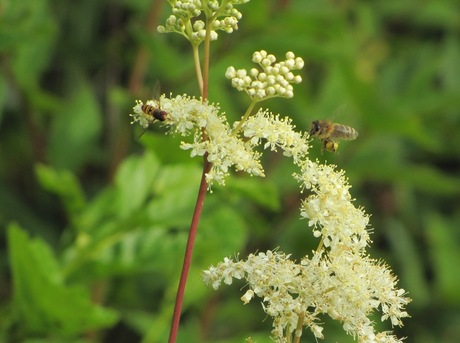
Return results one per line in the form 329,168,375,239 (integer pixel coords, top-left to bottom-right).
202,19,212,99
192,44,204,96
231,99,258,135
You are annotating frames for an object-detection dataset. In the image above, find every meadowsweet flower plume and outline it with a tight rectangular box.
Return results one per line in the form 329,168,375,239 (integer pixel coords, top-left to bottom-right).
130,1,410,341
130,50,305,187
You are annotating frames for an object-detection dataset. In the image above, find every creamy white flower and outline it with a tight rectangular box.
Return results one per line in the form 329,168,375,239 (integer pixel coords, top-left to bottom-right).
131,94,265,187
203,249,410,343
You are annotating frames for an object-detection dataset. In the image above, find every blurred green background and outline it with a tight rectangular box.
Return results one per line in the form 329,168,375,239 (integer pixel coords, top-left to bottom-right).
1,0,460,342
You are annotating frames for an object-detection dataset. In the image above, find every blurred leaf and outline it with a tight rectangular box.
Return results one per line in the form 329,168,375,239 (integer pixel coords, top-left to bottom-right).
114,150,161,218
197,205,248,264
35,164,86,219
353,145,460,196
384,218,430,306
425,213,460,304
145,162,203,227
140,133,193,164
48,82,102,170
226,176,280,211
441,34,460,91
7,223,118,336
0,75,7,124
3,0,57,89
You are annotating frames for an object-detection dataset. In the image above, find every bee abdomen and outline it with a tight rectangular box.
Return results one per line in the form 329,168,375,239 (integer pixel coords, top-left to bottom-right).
332,124,358,140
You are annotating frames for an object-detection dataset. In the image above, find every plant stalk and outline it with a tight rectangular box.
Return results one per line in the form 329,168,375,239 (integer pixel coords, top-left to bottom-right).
168,158,212,343
168,17,214,343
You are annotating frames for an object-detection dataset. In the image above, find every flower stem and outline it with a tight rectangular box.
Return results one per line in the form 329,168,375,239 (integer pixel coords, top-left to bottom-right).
293,312,305,343
231,99,258,135
168,16,214,343
168,158,212,343
192,44,204,96
202,18,212,99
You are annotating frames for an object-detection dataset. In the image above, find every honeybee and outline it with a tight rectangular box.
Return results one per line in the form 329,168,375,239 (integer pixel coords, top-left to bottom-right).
309,120,358,152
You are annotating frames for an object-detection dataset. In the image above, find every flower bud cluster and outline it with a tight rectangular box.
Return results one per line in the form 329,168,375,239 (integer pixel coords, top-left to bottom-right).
157,0,250,44
226,50,304,100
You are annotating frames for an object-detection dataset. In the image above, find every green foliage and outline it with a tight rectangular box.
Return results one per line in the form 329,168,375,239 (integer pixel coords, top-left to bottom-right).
7,223,118,337
1,0,459,342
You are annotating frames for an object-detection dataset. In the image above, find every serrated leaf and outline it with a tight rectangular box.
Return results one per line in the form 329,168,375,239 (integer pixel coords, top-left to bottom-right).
7,223,118,336
35,164,86,218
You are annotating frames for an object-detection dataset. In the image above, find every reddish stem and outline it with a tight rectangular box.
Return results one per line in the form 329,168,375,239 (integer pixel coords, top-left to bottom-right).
168,158,211,343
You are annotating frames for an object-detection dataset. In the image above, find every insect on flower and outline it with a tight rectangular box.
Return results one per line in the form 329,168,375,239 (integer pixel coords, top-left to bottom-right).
136,82,168,139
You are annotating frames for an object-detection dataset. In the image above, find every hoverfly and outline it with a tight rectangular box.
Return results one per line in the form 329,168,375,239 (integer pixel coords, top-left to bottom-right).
137,82,167,139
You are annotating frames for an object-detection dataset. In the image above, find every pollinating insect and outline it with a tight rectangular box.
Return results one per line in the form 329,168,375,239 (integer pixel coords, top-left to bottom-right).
141,102,167,122
133,82,168,138
142,81,167,123
309,120,358,152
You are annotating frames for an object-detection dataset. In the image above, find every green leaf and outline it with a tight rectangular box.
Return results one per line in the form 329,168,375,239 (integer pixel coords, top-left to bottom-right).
7,223,118,336
4,0,57,89
384,218,430,305
425,213,460,304
114,151,161,218
226,177,280,211
35,164,86,219
144,163,203,227
197,205,248,264
48,82,102,170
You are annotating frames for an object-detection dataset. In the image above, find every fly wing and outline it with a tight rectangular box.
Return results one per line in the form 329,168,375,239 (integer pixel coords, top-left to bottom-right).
152,80,161,103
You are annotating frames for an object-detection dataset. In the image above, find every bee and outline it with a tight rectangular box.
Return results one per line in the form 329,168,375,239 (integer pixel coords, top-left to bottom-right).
309,120,358,152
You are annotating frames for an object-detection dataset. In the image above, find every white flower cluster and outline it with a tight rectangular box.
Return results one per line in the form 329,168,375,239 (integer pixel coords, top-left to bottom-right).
130,87,313,187
131,89,411,341
295,159,371,251
203,249,410,343
226,50,304,100
131,94,266,186
130,44,410,341
157,0,250,44
240,109,309,163
197,91,410,341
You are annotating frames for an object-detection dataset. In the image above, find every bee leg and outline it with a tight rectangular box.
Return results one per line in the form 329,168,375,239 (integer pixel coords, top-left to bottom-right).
322,139,338,153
